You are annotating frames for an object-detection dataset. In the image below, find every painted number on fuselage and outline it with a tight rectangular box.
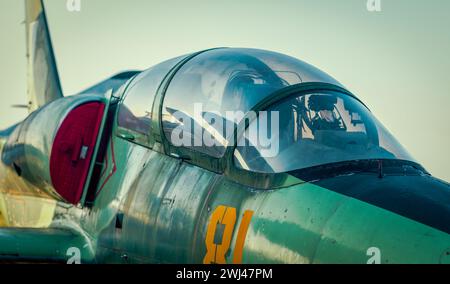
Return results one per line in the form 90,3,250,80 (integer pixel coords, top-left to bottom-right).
203,205,254,264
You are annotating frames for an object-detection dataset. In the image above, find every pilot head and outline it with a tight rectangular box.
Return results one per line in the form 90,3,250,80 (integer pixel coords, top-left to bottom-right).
308,95,341,132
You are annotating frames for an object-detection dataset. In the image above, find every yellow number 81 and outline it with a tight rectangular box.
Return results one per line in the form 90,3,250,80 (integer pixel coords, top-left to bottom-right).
203,205,254,264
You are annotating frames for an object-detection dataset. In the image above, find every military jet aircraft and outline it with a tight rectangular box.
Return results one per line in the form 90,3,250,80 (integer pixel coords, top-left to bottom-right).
0,0,449,264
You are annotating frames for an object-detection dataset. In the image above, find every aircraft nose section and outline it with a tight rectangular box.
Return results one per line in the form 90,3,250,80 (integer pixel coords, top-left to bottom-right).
311,168,450,235
302,161,450,234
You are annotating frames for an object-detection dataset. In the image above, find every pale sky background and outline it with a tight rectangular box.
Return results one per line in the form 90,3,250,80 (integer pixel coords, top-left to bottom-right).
0,0,449,181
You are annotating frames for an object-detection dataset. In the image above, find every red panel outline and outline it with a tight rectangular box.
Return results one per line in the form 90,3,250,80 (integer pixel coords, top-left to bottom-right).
50,102,105,204
96,135,117,197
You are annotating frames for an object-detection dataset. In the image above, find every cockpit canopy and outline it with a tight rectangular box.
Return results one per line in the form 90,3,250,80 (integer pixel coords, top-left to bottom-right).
116,48,415,174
